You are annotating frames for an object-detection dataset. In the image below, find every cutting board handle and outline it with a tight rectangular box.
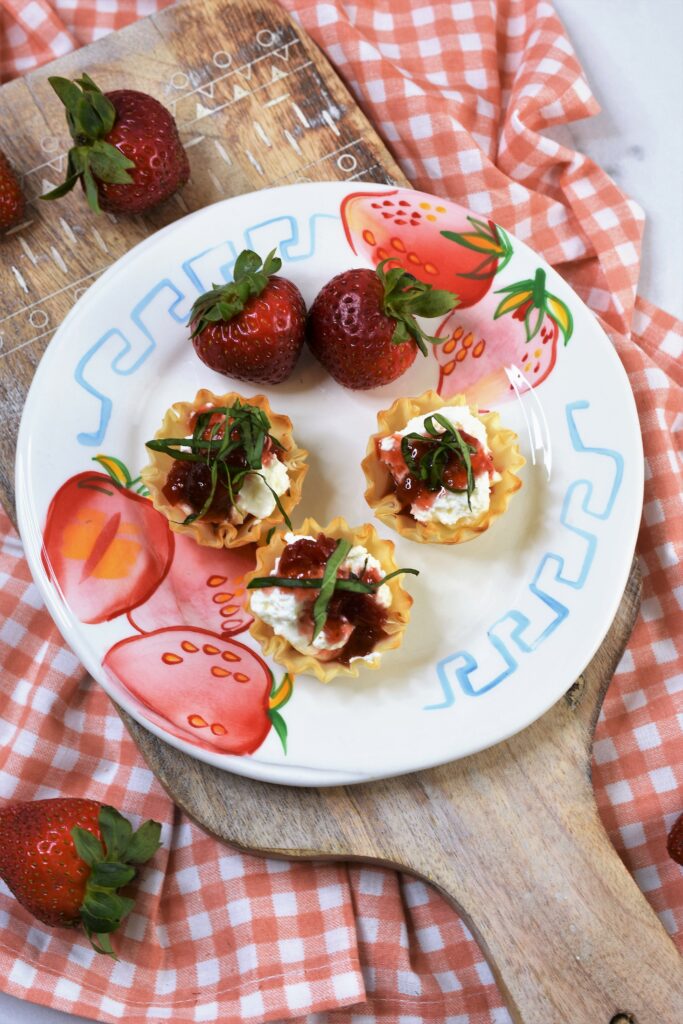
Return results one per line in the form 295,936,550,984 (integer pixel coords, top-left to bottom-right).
402,756,682,1024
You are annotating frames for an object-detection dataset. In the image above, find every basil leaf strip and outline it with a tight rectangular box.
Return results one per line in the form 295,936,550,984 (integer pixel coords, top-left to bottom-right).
312,539,351,642
247,567,420,593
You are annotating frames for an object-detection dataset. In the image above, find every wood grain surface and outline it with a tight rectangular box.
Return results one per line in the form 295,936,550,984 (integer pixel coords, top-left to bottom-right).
1,2,680,1023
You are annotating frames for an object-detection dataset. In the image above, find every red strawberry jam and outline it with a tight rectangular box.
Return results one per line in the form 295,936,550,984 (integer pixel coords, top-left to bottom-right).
163,461,233,518
277,534,388,664
377,430,494,516
278,534,337,578
162,427,278,520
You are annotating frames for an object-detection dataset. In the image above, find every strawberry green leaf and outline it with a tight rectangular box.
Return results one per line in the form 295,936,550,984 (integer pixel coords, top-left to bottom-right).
189,249,282,336
123,819,163,863
71,826,105,867
98,805,133,860
82,165,101,214
82,891,132,931
409,288,460,318
88,140,135,185
391,318,413,347
74,95,103,139
90,862,137,888
40,173,81,201
269,709,288,755
86,930,116,958
377,258,458,356
312,538,351,641
525,303,544,342
72,806,163,956
48,76,82,111
44,73,133,213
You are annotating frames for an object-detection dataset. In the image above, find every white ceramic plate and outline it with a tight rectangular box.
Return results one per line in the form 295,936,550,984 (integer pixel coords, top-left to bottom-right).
16,181,643,786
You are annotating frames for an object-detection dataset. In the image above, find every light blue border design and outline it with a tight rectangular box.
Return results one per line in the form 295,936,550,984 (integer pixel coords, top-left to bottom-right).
73,210,340,446
428,400,625,708
180,213,340,295
182,241,239,293
244,213,340,262
74,280,187,446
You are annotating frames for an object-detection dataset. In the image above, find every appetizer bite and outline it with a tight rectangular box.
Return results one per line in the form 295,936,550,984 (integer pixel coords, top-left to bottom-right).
363,390,524,545
308,260,458,389
142,390,307,548
190,249,306,384
246,517,417,682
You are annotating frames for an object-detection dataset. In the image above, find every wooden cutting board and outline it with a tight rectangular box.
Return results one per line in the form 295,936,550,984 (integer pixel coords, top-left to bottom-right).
1,2,680,1022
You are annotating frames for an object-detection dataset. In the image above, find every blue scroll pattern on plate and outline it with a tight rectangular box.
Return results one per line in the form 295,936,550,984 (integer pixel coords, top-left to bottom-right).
428,400,624,708
73,212,340,447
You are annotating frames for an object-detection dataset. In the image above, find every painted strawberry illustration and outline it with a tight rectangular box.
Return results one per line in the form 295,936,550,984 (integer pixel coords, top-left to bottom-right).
42,456,173,624
435,267,573,405
103,627,292,755
128,533,255,638
341,188,512,309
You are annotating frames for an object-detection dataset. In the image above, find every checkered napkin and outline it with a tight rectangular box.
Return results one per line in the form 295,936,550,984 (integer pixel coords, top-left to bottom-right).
1,1,681,1022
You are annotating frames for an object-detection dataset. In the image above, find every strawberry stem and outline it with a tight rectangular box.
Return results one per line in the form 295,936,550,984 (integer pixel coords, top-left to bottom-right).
376,259,459,356
72,805,162,958
189,249,282,337
41,75,135,214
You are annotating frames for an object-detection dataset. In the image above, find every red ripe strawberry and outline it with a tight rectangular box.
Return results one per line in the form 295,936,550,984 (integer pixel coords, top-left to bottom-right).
190,249,306,385
42,73,189,215
0,799,161,956
0,152,25,229
667,812,683,866
308,261,458,390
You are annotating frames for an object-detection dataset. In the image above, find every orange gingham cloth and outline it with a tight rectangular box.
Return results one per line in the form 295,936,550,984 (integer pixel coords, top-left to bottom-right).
1,0,682,1021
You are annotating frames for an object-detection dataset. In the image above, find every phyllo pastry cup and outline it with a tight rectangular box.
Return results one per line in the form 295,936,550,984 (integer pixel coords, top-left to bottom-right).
245,516,413,682
362,390,524,545
142,389,308,548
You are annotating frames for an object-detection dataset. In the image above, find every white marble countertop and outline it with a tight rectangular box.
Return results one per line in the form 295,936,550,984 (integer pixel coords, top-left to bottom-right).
2,2,681,1022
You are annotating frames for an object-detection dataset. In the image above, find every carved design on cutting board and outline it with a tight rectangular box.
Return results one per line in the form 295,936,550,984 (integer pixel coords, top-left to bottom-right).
0,20,396,364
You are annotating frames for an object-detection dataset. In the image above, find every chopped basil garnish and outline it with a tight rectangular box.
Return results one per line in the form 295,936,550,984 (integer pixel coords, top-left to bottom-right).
146,400,286,525
400,413,477,509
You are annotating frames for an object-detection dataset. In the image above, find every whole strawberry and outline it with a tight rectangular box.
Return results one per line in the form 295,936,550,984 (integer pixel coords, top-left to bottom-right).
42,73,189,215
308,260,458,389
667,811,683,865
190,248,306,385
0,152,25,229
0,798,161,956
